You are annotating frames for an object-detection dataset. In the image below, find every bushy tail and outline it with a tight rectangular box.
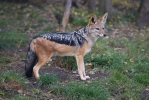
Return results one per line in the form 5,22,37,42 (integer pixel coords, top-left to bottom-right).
25,46,37,77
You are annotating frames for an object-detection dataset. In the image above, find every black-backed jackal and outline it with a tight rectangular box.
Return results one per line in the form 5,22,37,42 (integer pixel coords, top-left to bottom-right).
25,12,108,80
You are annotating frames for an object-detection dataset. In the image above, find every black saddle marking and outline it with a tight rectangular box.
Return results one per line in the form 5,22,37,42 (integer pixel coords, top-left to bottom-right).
35,26,88,46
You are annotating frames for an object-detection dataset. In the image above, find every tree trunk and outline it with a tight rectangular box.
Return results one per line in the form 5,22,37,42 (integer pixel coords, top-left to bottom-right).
137,0,149,28
99,0,112,18
87,0,96,11
61,0,72,32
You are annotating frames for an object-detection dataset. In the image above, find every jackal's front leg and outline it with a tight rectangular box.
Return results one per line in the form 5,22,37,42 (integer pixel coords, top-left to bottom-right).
76,55,90,80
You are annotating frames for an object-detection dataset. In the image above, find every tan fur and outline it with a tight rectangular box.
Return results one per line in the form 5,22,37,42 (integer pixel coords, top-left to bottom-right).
30,37,91,80
29,12,108,80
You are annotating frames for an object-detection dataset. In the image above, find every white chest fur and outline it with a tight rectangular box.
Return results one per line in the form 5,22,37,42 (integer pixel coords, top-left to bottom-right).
84,48,91,55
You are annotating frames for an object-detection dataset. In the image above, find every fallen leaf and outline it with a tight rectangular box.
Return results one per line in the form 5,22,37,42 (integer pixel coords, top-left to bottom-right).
85,63,92,66
0,92,4,95
18,90,23,94
48,90,53,94
130,58,134,63
72,71,77,73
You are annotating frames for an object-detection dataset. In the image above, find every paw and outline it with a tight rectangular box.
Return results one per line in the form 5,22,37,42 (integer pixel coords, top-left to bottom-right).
80,77,86,80
85,76,90,79
80,76,90,80
34,74,39,80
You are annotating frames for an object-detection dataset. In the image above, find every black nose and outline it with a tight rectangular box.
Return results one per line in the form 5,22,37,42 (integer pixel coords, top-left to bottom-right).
103,34,106,37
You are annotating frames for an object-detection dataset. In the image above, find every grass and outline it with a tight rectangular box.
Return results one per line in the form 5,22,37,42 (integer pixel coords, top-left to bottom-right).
89,34,148,99
134,73,149,85
0,30,27,50
53,81,110,100
0,28,27,69
0,71,26,88
104,71,143,99
0,71,26,98
13,94,32,100
38,73,59,86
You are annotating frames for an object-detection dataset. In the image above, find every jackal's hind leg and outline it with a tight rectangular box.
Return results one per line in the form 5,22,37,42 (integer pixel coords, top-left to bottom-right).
33,53,53,79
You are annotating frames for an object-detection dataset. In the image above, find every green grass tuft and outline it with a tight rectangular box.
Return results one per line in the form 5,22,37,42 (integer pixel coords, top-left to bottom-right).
13,94,32,100
134,73,149,85
0,71,26,88
38,73,59,86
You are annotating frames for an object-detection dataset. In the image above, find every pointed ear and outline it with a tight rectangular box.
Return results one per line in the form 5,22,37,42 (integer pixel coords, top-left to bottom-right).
101,12,108,24
88,14,97,27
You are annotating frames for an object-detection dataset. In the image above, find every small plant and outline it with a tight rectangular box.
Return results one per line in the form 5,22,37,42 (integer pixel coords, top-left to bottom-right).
13,94,32,100
38,73,59,86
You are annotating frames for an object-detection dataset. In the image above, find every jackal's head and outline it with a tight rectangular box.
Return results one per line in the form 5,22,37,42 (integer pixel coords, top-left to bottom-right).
88,12,108,38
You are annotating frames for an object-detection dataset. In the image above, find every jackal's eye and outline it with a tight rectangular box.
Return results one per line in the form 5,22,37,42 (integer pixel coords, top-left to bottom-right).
102,28,105,29
96,28,100,30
